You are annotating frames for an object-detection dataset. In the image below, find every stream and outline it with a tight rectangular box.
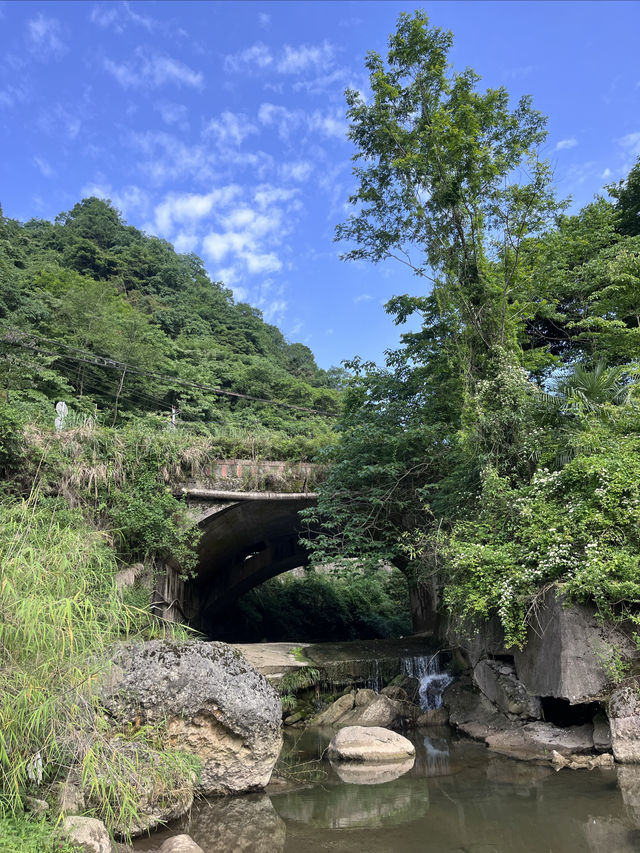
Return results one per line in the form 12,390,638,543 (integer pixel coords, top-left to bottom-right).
132,726,639,852
130,646,639,852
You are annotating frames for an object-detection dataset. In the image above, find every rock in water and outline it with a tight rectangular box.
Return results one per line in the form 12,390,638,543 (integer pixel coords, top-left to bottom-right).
159,835,205,853
328,726,415,762
609,684,640,763
102,640,282,796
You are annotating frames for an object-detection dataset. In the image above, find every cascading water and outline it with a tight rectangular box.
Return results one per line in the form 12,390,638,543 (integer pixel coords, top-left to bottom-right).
401,652,454,711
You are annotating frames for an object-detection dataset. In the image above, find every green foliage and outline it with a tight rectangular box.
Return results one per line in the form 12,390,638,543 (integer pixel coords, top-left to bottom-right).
309,11,640,652
0,494,190,836
0,814,77,853
214,568,411,643
0,403,24,476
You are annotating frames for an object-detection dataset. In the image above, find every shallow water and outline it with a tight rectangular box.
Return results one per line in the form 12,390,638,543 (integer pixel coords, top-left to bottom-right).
134,728,640,852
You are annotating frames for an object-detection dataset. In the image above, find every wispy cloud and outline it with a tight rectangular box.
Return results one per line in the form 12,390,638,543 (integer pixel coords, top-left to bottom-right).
224,42,273,73
225,40,336,76
33,156,54,177
203,111,258,146
619,131,640,156
155,101,189,128
104,50,203,89
38,103,82,140
258,102,347,140
90,2,156,33
81,181,151,218
555,137,578,151
28,14,66,60
354,293,373,303
276,42,335,74
0,82,30,109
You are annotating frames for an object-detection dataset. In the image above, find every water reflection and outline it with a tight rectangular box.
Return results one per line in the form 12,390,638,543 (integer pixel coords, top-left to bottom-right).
132,731,640,853
330,757,415,785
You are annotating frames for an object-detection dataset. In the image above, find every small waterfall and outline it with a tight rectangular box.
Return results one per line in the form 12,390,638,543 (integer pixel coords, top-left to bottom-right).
401,652,453,711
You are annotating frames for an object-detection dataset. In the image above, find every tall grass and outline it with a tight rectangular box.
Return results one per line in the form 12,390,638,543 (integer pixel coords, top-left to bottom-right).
0,491,193,837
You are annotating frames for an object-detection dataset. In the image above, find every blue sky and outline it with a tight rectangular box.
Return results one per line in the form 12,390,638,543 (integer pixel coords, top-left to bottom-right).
1,1,639,369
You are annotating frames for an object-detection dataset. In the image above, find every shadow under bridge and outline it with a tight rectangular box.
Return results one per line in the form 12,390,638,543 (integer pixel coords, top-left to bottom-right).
171,489,317,634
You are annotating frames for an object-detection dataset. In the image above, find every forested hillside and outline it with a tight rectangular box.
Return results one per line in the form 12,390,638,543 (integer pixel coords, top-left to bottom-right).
0,196,341,455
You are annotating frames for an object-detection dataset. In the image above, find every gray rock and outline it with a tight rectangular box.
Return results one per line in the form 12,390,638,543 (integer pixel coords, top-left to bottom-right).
327,726,415,762
355,688,377,706
57,780,86,815
101,640,282,796
473,659,542,719
416,707,449,726
310,692,355,726
443,614,508,668
380,685,409,702
486,722,594,761
159,835,205,853
512,588,634,704
82,740,194,837
24,796,48,816
337,694,407,728
443,678,519,740
609,683,640,763
63,816,113,853
617,764,640,824
593,711,612,752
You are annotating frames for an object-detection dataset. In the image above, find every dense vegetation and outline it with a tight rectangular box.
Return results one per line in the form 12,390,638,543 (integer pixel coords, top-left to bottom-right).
0,194,341,450
306,11,640,652
212,567,411,643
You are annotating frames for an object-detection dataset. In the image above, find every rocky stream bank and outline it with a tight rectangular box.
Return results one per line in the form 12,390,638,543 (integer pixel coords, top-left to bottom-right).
56,589,639,852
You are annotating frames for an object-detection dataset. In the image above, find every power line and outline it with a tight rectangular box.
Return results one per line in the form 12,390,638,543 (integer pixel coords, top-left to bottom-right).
1,329,339,418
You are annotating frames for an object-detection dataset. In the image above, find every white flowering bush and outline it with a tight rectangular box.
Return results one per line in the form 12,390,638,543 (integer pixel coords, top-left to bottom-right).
443,407,640,647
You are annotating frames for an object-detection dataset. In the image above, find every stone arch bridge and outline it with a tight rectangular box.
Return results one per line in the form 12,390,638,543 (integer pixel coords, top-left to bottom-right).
153,459,318,634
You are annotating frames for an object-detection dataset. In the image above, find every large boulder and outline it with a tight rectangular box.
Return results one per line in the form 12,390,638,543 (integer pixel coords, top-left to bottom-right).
485,722,594,761
473,659,541,719
511,589,634,704
337,694,412,729
327,726,415,762
609,684,640,763
101,640,282,796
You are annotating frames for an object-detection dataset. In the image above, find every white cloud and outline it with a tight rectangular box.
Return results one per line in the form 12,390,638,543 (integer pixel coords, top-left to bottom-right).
619,131,640,156
224,42,273,73
276,42,335,74
203,111,258,146
354,293,373,303
601,167,612,180
90,2,156,32
281,161,312,182
555,137,578,151
34,156,54,177
104,51,203,90
258,102,346,141
245,252,282,274
28,14,66,60
258,13,270,29
173,232,199,253
154,187,241,233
